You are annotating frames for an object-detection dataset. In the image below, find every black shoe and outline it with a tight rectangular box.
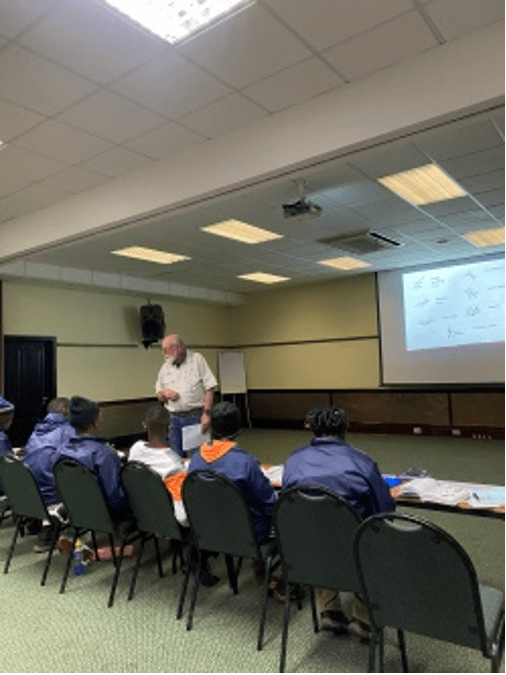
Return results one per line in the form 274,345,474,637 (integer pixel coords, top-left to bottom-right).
33,525,55,553
199,565,219,587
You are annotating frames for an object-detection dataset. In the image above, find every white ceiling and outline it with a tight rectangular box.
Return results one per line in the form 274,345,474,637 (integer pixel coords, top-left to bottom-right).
0,0,504,300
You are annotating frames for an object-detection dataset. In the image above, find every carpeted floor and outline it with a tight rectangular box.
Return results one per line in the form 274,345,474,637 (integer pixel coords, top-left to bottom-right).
0,429,503,673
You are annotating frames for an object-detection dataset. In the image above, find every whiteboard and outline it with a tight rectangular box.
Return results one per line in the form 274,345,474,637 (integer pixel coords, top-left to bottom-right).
219,352,247,394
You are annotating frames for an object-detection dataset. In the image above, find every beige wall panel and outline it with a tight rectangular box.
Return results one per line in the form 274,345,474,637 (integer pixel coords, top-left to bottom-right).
244,339,379,390
233,275,377,345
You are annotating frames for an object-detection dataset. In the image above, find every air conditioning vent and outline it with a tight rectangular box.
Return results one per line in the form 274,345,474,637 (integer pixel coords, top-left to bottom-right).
319,230,403,255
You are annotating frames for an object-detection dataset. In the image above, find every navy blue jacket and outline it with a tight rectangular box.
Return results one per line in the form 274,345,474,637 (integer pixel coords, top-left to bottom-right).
282,437,395,518
188,441,276,544
23,414,75,506
54,435,129,515
0,430,12,456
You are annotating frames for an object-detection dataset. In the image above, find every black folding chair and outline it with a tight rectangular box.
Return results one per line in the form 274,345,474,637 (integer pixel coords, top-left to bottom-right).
274,486,364,672
121,461,191,617
182,470,278,650
0,454,67,585
54,458,142,607
354,513,505,672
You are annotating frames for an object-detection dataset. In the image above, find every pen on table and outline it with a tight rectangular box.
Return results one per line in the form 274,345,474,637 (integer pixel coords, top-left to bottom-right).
472,492,480,501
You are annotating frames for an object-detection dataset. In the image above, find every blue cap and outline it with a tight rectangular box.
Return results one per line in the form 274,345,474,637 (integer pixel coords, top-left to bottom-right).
0,397,14,414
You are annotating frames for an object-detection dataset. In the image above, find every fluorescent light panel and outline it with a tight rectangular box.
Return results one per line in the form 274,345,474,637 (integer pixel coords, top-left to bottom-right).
111,246,190,264
378,163,466,205
318,256,371,270
462,227,505,248
104,0,254,44
238,272,290,284
202,219,283,244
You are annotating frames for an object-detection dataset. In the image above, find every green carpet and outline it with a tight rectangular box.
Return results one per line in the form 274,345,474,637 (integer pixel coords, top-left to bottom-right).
0,430,503,673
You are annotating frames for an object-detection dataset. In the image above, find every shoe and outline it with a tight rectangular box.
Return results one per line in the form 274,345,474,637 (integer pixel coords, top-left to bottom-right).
33,525,55,553
320,610,350,635
199,565,219,587
270,578,303,604
348,618,372,643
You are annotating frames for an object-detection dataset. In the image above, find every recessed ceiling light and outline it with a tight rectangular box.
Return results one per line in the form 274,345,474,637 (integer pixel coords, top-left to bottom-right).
111,246,191,264
104,0,254,44
462,227,505,248
318,256,371,270
377,163,466,205
237,272,290,284
201,219,283,244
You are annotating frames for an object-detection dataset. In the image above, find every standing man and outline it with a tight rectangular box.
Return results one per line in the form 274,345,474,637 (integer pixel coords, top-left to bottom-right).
155,334,217,458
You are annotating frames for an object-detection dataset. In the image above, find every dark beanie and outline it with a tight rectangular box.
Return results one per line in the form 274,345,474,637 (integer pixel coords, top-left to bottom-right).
69,396,99,431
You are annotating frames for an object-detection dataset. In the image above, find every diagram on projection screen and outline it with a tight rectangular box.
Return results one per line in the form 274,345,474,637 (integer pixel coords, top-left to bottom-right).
402,258,505,351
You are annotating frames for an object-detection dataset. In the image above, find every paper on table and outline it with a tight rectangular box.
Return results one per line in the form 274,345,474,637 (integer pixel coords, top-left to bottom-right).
398,477,471,505
468,487,505,508
261,464,283,487
182,424,210,451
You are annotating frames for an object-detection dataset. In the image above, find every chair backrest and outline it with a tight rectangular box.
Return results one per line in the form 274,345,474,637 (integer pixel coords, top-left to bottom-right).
54,459,114,533
354,513,487,652
0,455,48,521
275,486,362,591
122,461,183,540
182,470,259,559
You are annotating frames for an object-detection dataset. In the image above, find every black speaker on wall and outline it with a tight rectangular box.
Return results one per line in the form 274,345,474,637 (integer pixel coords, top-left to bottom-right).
140,304,165,348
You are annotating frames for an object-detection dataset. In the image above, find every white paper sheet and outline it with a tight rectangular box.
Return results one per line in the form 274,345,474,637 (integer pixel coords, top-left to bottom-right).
182,424,210,451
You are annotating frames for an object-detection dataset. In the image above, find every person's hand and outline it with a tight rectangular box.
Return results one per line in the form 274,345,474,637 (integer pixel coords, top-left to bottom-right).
201,411,211,433
158,389,179,402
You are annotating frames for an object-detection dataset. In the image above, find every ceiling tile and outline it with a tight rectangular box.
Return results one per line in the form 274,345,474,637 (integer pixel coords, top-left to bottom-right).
419,196,479,217
460,169,505,194
0,0,59,39
57,90,168,143
177,2,310,88
242,57,344,112
425,0,504,42
0,99,46,142
12,120,115,163
415,119,503,161
124,122,206,159
40,166,111,194
0,45,98,115
437,146,504,181
18,0,166,84
179,93,267,138
79,147,156,177
263,0,411,51
0,145,66,198
110,50,231,118
473,188,504,209
0,182,70,221
323,11,437,80
350,143,431,178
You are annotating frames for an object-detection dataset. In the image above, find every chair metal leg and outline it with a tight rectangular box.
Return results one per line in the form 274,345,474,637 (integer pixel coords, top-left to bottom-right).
490,612,505,673
225,554,238,594
4,517,22,574
309,586,319,632
378,628,385,673
108,533,117,567
186,549,201,631
257,555,272,651
91,531,100,561
108,538,125,608
279,578,291,673
40,524,61,586
177,544,194,620
60,530,79,594
397,629,408,672
368,629,378,673
154,535,164,578
128,534,146,601
295,584,303,610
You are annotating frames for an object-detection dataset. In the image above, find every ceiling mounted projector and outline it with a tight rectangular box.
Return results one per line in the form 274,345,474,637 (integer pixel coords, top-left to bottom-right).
282,179,322,220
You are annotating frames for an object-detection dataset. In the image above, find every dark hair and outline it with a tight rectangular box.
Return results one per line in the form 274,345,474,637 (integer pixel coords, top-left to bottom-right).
47,397,69,415
69,396,100,432
210,402,241,440
145,405,171,424
304,407,348,439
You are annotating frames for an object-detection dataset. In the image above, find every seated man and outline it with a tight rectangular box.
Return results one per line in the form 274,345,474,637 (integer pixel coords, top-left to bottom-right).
129,405,187,525
188,401,276,584
282,406,395,638
0,397,15,456
54,396,130,517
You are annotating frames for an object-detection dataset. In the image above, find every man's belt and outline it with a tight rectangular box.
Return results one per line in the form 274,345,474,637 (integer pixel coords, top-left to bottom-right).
171,407,203,417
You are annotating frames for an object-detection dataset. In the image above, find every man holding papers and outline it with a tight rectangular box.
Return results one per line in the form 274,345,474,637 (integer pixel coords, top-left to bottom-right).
156,334,217,457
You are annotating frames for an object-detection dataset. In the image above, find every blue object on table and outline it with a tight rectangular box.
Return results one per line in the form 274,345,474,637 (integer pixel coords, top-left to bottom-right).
382,475,403,488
